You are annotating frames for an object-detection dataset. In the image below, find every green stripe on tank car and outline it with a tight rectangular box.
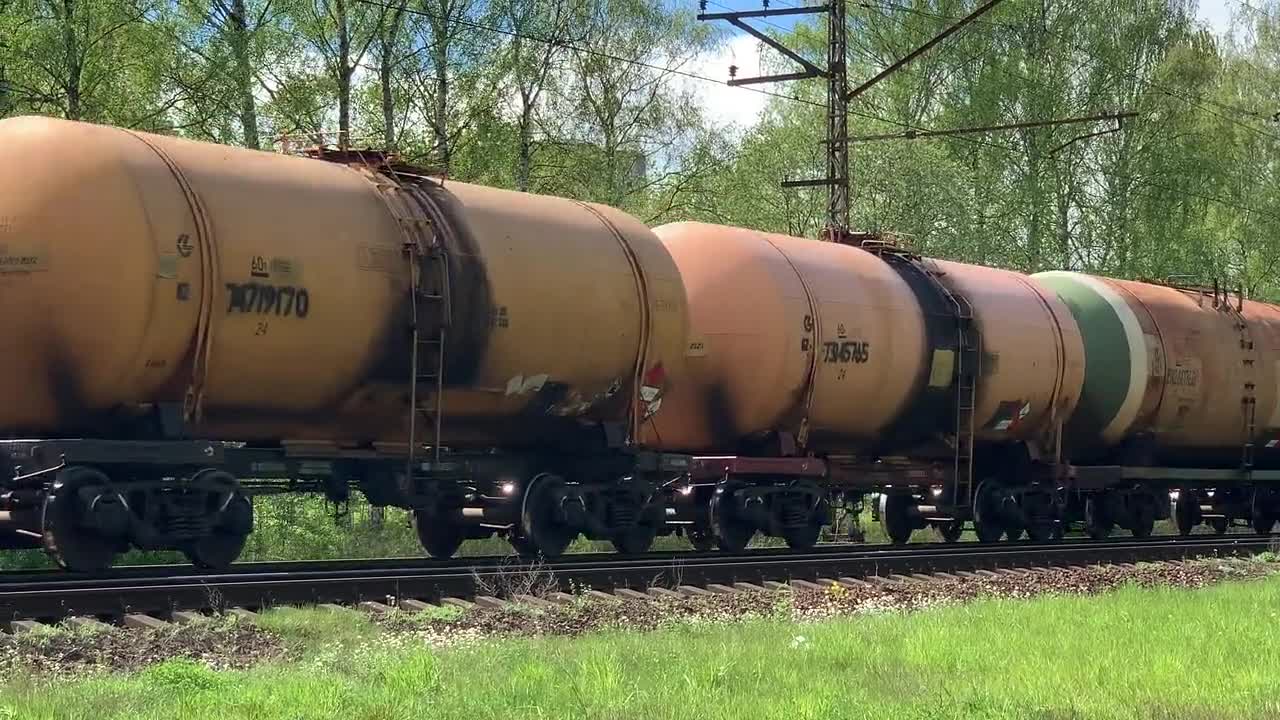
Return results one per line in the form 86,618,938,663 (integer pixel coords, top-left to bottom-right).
1032,273,1132,441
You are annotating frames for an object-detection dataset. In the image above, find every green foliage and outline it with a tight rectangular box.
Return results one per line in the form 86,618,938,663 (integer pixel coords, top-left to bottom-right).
140,659,230,693
3,0,1276,291
6,575,1280,718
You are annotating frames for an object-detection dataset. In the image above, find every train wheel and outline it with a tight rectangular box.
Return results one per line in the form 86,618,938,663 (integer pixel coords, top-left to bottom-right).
710,484,753,552
42,467,122,573
612,522,658,554
879,493,913,545
414,512,465,559
1130,501,1155,538
1210,517,1229,535
1025,521,1055,542
1172,490,1199,536
518,474,575,559
972,481,1005,543
184,471,253,570
1084,496,1112,540
1251,510,1275,535
935,520,964,543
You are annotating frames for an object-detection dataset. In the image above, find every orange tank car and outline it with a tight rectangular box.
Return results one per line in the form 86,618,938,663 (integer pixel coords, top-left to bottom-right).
0,116,689,569
1034,271,1280,536
645,223,1082,460
0,116,686,449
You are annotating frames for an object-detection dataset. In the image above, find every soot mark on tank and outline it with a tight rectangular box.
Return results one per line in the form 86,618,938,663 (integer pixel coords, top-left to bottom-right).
364,180,493,388
704,383,741,451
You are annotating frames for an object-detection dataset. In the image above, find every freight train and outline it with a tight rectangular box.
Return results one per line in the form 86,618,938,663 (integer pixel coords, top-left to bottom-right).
0,116,1276,572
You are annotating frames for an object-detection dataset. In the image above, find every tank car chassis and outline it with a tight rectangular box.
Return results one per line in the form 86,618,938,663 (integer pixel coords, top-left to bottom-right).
661,453,1280,548
0,436,694,571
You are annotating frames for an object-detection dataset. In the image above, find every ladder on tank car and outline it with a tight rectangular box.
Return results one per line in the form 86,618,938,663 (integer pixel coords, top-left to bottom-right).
922,262,979,508
855,236,980,510
1228,288,1257,476
371,175,452,474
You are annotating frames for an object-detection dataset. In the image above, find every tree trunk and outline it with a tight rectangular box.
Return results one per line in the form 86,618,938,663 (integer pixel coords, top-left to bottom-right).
377,1,407,152
376,59,391,152
228,0,260,149
0,61,9,118
61,0,81,120
336,0,352,150
432,37,450,171
516,100,533,191
0,0,10,117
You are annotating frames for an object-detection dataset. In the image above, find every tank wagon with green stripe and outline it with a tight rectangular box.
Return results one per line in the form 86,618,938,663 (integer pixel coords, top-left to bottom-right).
1032,271,1280,536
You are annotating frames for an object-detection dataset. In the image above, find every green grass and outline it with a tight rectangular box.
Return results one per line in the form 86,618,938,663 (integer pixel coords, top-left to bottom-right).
4,574,1280,719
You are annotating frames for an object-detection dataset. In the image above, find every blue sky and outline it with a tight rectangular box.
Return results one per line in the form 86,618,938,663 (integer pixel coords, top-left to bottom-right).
1196,0,1234,35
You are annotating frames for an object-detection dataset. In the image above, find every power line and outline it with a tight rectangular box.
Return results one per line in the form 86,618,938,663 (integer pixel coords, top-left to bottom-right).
356,0,826,110
850,112,1135,142
867,0,1280,143
359,0,1278,225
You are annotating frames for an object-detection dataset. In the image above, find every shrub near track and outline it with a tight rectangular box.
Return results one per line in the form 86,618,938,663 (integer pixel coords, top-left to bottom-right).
2,560,1279,720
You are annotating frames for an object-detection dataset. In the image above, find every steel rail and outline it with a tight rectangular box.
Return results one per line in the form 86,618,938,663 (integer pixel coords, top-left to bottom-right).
2,535,1271,623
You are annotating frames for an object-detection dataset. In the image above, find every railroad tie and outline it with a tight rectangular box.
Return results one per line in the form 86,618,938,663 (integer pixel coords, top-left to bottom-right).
836,577,874,589
123,614,168,630
359,601,395,615
789,579,824,592
397,599,433,613
169,611,205,625
65,616,111,631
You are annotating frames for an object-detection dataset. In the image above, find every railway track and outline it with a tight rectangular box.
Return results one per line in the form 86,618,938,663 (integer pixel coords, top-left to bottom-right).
2,535,1273,627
